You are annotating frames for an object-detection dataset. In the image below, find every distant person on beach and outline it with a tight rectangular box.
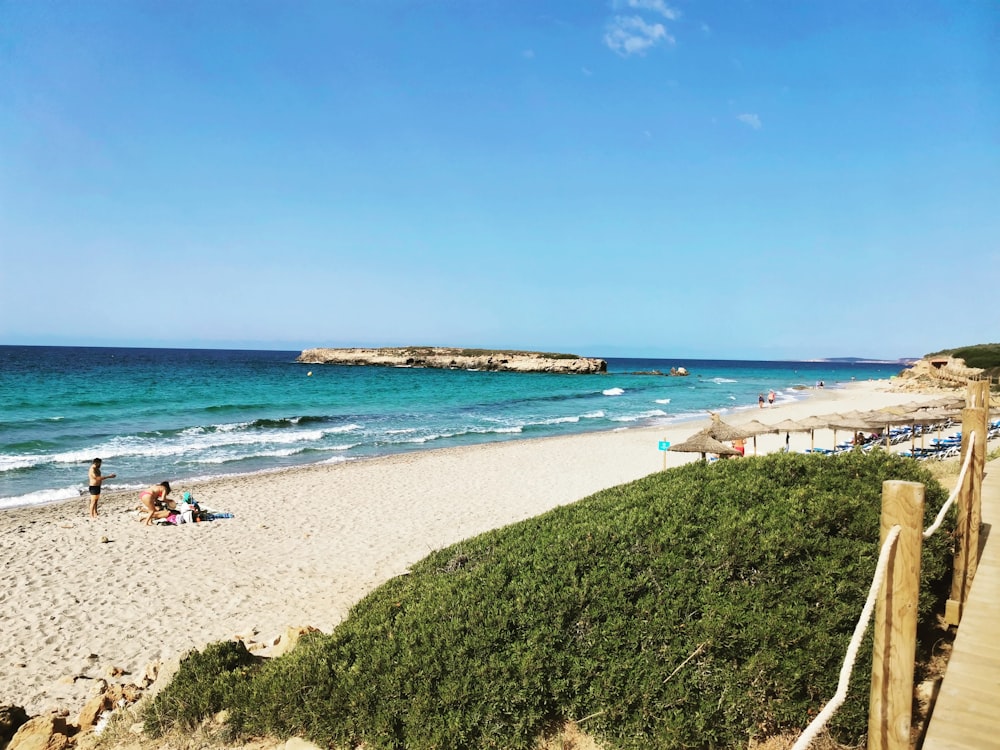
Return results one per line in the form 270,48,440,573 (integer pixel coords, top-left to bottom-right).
732,438,745,456
758,393,765,409
87,458,116,518
817,380,825,388
139,481,174,526
768,390,776,406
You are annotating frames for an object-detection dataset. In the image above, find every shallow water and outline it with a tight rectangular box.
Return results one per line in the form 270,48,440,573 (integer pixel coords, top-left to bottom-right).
0,345,898,508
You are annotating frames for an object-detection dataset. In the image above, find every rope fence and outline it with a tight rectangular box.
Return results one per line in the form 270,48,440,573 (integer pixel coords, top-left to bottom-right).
923,431,975,540
790,526,901,750
791,413,985,750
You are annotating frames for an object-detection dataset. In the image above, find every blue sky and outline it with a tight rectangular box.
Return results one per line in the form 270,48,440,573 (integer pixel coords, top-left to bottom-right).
1,1,997,360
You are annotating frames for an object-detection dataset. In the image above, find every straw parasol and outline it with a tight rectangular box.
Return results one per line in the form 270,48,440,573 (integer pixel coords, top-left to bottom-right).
705,416,757,442
903,406,960,449
669,431,742,460
827,414,881,449
766,418,811,452
863,410,918,448
796,414,832,451
737,419,779,455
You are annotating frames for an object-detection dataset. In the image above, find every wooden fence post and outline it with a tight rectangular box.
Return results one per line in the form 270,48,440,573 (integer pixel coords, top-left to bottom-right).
945,382,988,626
868,480,925,750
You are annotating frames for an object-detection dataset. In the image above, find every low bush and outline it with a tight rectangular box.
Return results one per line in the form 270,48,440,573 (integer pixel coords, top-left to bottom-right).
142,640,260,736
145,451,953,749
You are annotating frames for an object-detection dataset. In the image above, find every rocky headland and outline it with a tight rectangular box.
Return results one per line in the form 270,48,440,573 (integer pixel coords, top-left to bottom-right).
297,347,607,374
896,355,985,390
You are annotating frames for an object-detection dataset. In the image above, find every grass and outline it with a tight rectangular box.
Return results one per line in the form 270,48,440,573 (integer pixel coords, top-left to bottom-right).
143,451,954,750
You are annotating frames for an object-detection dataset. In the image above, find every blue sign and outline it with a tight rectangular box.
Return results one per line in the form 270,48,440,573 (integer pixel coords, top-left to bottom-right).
658,441,671,451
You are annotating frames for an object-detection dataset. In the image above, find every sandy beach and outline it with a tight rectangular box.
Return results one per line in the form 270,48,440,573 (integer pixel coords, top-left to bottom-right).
0,379,954,716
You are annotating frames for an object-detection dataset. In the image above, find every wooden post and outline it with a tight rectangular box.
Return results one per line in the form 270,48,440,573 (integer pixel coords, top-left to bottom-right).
945,382,988,625
868,480,925,750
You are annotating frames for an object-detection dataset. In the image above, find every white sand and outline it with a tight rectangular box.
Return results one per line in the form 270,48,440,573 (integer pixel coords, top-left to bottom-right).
0,379,951,715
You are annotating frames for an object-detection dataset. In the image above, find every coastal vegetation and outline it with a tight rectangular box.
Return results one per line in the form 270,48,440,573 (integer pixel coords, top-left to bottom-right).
926,343,1000,380
143,451,953,750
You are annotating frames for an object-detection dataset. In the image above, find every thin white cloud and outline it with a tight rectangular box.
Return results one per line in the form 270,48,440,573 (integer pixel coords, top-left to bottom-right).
581,66,593,76
604,15,674,56
522,49,535,59
737,113,762,130
614,0,681,20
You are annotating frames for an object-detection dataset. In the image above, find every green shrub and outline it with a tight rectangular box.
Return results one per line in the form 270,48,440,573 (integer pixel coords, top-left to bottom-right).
142,640,260,737
148,451,954,749
926,343,1000,373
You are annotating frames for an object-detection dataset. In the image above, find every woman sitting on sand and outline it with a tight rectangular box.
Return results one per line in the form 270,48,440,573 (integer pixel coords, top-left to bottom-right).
139,481,174,526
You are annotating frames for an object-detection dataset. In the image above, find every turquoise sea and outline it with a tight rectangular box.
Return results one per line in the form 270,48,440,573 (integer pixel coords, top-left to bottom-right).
0,346,901,509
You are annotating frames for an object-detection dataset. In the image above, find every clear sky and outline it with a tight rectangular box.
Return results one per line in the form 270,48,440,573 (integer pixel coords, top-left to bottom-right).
1,1,997,360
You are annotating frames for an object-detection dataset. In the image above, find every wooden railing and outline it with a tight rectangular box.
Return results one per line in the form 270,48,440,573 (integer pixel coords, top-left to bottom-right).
794,381,989,750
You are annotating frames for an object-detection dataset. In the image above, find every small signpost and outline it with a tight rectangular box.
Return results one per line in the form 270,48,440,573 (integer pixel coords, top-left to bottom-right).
658,438,671,470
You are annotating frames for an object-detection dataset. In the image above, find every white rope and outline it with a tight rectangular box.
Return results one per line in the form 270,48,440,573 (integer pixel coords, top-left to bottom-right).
791,525,902,750
923,430,976,540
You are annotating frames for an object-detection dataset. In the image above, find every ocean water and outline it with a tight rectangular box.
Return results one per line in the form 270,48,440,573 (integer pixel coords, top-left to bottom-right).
0,346,900,509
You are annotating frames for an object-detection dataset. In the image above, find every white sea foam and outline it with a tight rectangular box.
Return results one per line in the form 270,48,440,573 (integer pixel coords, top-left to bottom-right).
603,387,625,396
401,425,524,444
539,416,580,425
654,399,671,405
0,485,81,510
193,447,309,464
325,423,363,434
711,377,738,384
582,410,605,419
0,454,46,472
610,409,669,423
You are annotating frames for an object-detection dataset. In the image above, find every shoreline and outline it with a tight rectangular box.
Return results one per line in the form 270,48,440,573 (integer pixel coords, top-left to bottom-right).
1,378,871,514
0,378,955,716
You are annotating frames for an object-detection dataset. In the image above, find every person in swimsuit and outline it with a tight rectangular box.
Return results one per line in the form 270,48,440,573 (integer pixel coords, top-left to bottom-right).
768,390,776,406
139,481,174,526
87,458,116,518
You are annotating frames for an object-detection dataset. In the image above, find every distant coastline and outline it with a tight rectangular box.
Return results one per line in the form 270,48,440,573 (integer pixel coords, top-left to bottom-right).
804,357,916,366
297,346,608,374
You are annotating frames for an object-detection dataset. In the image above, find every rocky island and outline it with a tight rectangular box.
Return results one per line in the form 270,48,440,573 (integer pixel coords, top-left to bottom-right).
297,347,607,374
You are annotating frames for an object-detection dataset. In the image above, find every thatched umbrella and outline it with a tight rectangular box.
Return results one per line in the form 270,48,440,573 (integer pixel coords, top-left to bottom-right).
903,407,960,450
704,417,755,457
705,416,756,442
738,419,779,455
863,410,918,448
669,431,742,461
827,415,880,450
927,396,965,409
768,418,810,452
796,415,832,452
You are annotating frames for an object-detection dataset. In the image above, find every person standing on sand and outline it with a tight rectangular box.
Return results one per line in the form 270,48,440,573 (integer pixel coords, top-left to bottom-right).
758,393,765,409
768,390,776,406
87,458,116,518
